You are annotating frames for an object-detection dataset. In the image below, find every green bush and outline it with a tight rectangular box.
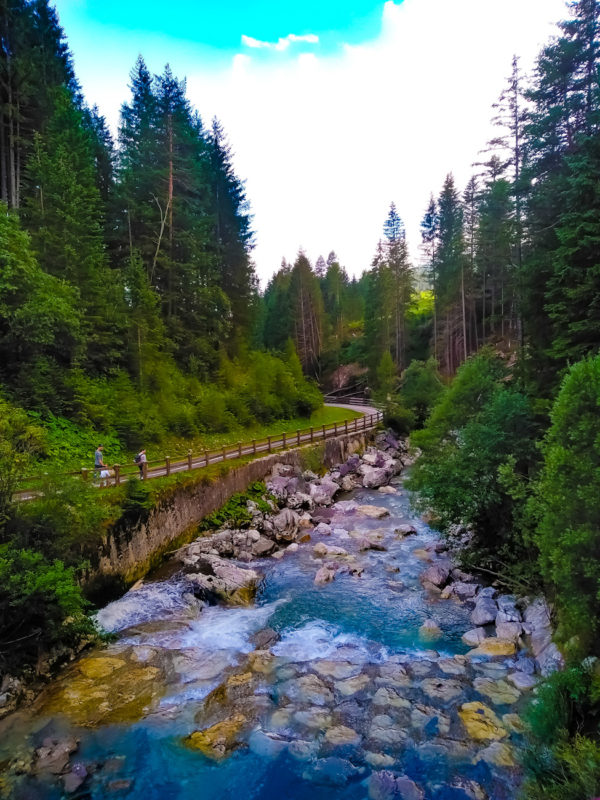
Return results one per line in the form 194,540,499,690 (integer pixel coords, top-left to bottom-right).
383,402,416,435
399,357,444,427
522,663,600,800
408,350,536,567
0,546,96,673
199,482,274,531
529,355,600,652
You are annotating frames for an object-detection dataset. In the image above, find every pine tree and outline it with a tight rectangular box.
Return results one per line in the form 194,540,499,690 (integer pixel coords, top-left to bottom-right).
289,252,323,376
22,88,125,372
383,203,413,371
208,117,256,351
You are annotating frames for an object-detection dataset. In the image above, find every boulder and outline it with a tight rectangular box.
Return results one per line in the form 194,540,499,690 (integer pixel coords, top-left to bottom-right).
360,466,390,489
443,582,480,600
281,674,333,706
421,563,451,588
287,492,314,510
302,757,363,786
395,524,418,537
470,597,498,626
271,508,301,541
507,671,538,690
324,725,361,746
410,704,451,736
420,677,463,703
378,485,398,494
419,619,442,639
368,771,425,800
524,597,564,675
185,714,247,759
251,535,276,557
310,478,339,506
251,627,279,650
372,686,411,709
496,595,521,621
462,628,487,647
495,621,522,642
473,677,521,705
248,729,290,758
313,522,332,536
458,702,508,741
34,737,79,775
357,504,390,519
473,741,515,768
467,638,516,658
185,555,260,606
334,674,370,696
315,566,336,585
368,714,407,746
62,763,87,794
314,660,362,679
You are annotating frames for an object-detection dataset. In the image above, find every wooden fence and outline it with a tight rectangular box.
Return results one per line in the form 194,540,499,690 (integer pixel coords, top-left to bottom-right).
15,410,383,499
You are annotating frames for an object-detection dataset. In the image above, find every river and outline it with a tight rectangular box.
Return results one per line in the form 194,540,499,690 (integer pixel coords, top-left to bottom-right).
0,472,527,799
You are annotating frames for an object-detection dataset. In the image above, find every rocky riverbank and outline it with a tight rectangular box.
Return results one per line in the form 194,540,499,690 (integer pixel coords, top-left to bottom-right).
0,431,564,800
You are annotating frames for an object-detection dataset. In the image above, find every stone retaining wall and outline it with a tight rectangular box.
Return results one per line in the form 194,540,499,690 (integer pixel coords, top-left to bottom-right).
90,431,373,585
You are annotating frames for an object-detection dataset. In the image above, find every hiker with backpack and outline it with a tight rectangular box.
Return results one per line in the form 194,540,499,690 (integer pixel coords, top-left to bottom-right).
135,449,147,479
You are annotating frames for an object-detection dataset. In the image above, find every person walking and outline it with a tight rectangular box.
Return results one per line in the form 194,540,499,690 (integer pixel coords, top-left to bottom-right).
94,445,106,480
135,448,147,479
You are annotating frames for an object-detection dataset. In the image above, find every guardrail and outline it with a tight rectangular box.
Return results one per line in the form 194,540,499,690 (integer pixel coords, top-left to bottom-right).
14,409,383,499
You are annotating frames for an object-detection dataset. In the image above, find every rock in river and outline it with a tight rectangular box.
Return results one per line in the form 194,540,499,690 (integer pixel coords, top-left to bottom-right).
185,714,248,759
473,677,521,705
357,504,390,519
368,771,424,800
458,702,508,741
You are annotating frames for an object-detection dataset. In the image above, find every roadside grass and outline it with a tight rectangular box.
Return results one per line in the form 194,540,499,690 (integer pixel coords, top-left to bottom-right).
109,406,363,467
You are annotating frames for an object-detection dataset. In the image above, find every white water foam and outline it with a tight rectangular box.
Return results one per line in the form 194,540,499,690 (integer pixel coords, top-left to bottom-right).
95,580,201,633
272,620,385,664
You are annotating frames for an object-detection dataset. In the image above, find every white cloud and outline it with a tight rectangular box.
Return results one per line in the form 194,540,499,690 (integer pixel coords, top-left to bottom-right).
186,0,566,285
70,0,567,286
241,32,319,52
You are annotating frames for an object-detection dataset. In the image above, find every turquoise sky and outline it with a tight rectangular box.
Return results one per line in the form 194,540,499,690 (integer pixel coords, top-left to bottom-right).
57,0,389,68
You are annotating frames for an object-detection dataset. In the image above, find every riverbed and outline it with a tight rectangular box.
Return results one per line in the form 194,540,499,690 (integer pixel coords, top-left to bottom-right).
0,474,528,799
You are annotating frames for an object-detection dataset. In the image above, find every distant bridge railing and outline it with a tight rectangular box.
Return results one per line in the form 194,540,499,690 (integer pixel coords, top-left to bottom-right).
14,407,383,500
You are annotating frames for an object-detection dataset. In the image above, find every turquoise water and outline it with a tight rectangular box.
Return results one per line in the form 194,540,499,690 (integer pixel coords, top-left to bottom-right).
0,479,523,799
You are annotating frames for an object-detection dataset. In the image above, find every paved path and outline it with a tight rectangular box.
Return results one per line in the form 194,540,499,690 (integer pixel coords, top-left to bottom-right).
15,403,382,499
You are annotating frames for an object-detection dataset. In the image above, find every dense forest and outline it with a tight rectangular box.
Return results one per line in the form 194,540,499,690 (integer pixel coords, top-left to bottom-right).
1,0,600,796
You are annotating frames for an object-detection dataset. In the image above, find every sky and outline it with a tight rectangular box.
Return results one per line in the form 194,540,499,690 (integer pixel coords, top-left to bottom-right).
56,0,567,284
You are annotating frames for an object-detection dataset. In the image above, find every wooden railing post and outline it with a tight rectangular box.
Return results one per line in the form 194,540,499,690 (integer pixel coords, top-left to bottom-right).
238,441,242,458
81,468,88,481
345,420,349,434
334,422,338,435
354,417,358,431
310,426,314,443
205,450,209,466
322,424,326,439
252,439,257,454
297,429,301,446
114,464,120,486
282,432,287,449
222,445,227,461
268,436,272,453
187,450,193,470
142,461,148,480
363,416,367,430
165,456,171,477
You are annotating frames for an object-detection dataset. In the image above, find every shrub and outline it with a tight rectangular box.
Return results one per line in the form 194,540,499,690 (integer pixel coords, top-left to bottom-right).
522,663,600,800
0,546,96,673
408,351,536,567
530,354,600,652
383,402,416,435
399,357,444,427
